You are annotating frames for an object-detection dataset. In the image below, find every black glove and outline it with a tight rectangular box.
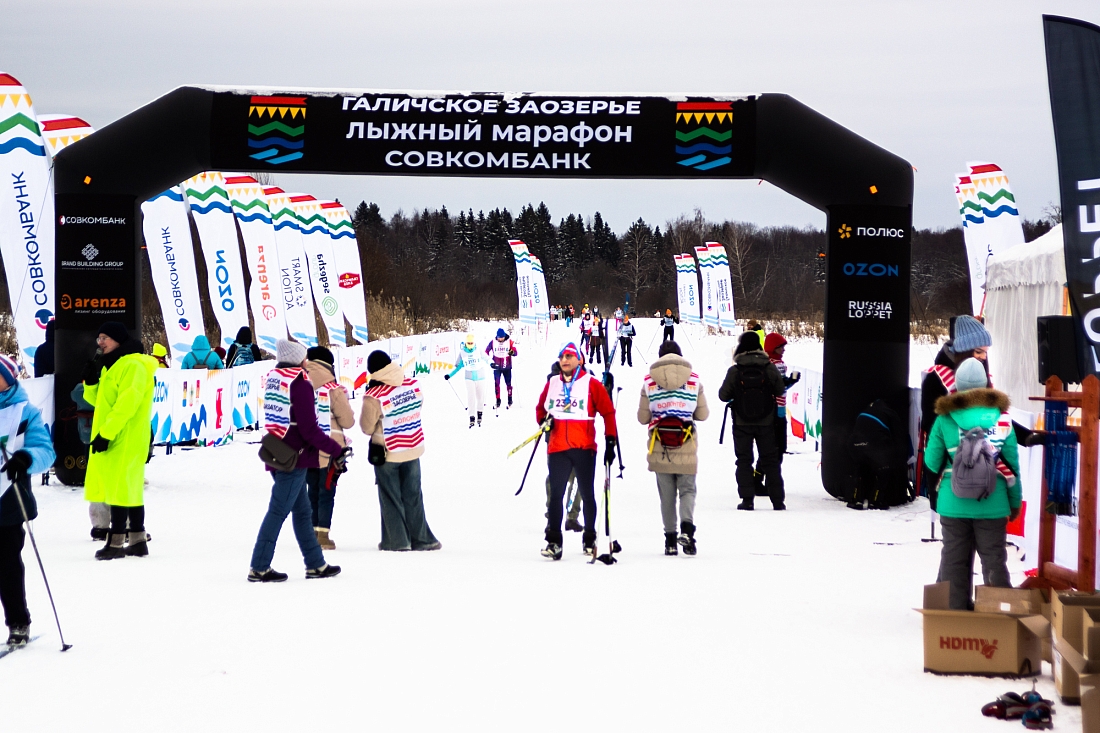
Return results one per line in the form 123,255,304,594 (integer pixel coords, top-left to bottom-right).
332,446,352,473
604,435,617,466
444,374,451,381
91,435,111,454
2,450,31,482
367,442,387,466
82,357,104,386
542,415,554,431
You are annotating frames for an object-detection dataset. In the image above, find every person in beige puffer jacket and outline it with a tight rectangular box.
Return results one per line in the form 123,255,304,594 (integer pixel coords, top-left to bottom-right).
304,347,355,550
637,341,709,556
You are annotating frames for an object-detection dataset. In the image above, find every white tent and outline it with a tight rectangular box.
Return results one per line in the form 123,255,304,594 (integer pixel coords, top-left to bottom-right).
983,223,1066,411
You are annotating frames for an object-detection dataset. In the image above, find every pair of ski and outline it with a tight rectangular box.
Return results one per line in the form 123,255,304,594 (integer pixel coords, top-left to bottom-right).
0,636,40,661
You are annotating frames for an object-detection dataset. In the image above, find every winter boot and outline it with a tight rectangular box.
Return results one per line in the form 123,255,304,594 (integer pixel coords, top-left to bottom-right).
564,517,584,532
6,625,29,647
496,397,502,409
541,543,563,561
665,532,679,556
248,567,288,583
124,531,149,557
90,526,108,541
469,416,476,429
305,563,342,579
316,528,336,550
94,532,126,561
477,411,483,427
678,521,697,556
507,393,513,408
737,500,754,511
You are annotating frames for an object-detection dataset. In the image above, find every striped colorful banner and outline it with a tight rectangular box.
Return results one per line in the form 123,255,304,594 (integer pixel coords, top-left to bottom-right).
265,186,318,347
508,240,537,325
38,114,94,156
693,245,718,328
707,241,736,329
142,187,206,361
225,174,287,352
290,196,346,346
320,201,369,343
675,254,701,324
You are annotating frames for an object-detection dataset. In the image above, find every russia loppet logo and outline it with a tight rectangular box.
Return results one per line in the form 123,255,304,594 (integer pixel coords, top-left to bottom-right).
248,96,305,165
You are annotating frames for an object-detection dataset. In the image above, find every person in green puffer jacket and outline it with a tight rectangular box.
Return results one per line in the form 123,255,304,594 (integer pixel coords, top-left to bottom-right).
924,358,1021,610
82,322,159,561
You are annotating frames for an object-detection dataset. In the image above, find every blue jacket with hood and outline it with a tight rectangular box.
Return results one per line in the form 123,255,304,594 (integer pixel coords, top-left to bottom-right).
180,335,225,370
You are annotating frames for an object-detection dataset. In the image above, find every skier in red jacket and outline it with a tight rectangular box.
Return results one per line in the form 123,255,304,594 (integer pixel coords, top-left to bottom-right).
535,341,618,560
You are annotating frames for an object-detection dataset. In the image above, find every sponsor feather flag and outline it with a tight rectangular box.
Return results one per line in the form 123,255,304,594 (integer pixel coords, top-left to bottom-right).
183,172,250,349
264,187,318,348
508,240,537,326
966,162,1024,316
290,196,346,347
0,72,54,362
675,254,701,324
693,245,718,328
707,242,736,329
142,187,206,361
530,254,550,324
38,114,93,157
225,174,287,352
320,201,369,343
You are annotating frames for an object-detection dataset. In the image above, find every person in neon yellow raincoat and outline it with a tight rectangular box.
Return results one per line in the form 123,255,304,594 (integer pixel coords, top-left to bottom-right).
81,322,158,561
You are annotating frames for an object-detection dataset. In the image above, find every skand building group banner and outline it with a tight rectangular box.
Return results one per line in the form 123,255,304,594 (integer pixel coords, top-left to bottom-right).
225,174,287,352
141,187,206,361
707,241,735,329
292,195,346,346
183,172,250,349
321,201,369,343
1044,15,1100,377
953,163,1024,316
674,254,701,324
0,72,54,362
265,187,318,347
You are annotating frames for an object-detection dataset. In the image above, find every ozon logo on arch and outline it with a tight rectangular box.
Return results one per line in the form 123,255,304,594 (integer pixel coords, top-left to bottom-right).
842,262,900,277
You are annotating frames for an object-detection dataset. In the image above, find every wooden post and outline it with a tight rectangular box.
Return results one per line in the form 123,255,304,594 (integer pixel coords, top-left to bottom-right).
1077,375,1099,593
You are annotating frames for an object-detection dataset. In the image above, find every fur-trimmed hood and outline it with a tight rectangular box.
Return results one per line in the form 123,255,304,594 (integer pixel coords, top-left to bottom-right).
934,387,1010,416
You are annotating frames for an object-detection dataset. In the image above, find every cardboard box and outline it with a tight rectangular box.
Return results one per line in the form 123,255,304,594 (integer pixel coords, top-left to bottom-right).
1055,633,1100,727
974,586,1046,616
1086,609,1100,661
919,583,1049,677
1052,592,1100,703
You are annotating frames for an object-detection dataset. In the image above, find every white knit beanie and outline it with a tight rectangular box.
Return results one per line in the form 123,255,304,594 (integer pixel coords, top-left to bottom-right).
276,339,307,366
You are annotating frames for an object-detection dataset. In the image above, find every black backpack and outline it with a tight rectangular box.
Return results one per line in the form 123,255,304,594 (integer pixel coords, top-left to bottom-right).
731,364,775,421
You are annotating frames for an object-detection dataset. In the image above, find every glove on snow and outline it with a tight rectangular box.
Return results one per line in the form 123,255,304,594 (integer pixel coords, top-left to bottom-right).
2,450,31,481
91,435,111,454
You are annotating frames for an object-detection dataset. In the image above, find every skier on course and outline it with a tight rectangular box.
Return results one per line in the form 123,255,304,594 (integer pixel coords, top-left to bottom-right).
579,311,594,354
566,305,575,327
662,309,676,342
618,315,636,367
544,360,583,532
486,328,518,409
589,315,604,365
446,333,491,427
536,341,618,560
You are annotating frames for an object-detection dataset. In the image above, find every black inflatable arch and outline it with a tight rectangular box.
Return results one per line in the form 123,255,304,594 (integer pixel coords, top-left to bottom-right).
52,87,913,495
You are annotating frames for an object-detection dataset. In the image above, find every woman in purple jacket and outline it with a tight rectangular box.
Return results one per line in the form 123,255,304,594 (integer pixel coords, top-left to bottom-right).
248,340,348,583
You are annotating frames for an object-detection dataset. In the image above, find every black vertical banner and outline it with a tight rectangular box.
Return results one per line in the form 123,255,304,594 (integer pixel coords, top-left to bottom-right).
1044,15,1100,378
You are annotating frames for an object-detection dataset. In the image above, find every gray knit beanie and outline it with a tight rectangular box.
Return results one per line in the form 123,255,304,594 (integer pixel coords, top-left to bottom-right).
276,339,307,366
954,358,989,392
952,315,992,353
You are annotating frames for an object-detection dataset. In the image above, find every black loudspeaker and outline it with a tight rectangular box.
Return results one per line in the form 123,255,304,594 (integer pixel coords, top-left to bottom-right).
1037,315,1082,384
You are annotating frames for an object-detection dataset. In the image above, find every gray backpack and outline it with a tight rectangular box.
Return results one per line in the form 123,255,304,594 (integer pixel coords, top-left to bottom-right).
951,427,998,501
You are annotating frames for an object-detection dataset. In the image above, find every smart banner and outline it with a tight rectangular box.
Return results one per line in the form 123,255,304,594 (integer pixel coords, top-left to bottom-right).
39,115,93,157
707,242,735,329
142,187,206,361
183,172,250,349
508,240,536,326
321,201,369,343
210,92,756,178
265,187,318,347
225,174,287,352
675,254,700,324
290,195,346,346
0,72,54,362
693,245,717,328
1043,15,1100,377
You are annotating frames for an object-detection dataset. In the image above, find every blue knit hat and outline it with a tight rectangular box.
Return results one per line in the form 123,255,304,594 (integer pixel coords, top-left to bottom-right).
955,357,989,392
952,315,992,353
0,354,18,388
496,328,508,339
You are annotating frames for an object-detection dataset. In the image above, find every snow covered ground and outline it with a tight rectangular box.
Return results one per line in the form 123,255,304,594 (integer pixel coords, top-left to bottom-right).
1,318,1074,732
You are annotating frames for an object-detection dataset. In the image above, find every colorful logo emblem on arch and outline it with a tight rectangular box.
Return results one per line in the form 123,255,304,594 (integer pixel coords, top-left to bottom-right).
675,102,732,172
248,96,305,165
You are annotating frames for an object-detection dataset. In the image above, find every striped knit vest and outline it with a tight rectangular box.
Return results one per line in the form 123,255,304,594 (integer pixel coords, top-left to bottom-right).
365,378,424,454
316,381,345,436
263,367,306,438
644,372,699,426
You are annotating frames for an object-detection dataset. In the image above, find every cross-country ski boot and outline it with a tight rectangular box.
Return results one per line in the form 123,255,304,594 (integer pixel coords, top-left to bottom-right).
469,416,476,429
541,543,563,561
583,540,596,559
507,394,513,409
665,532,679,556
495,398,501,409
477,411,483,427
564,517,584,532
6,625,29,647
678,521,697,556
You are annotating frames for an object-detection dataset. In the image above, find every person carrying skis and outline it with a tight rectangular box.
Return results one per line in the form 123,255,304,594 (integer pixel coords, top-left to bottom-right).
536,341,618,560
304,346,355,551
718,332,786,510
662,309,676,342
446,333,491,427
637,341,708,556
82,322,159,560
579,311,594,353
250,340,346,582
0,354,55,647
617,315,636,367
589,316,604,365
361,350,442,552
226,326,262,368
486,328,518,409
544,360,583,532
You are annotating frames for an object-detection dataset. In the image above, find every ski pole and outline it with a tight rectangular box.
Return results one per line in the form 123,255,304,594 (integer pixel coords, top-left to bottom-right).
646,327,659,354
2,448,72,652
445,376,466,409
595,463,621,565
515,430,545,496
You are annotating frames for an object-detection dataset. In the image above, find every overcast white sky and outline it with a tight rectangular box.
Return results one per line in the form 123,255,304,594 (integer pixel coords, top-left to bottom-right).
4,0,1099,232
